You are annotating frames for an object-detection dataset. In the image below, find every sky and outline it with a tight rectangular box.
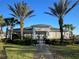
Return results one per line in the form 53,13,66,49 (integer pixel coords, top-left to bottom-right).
0,0,79,35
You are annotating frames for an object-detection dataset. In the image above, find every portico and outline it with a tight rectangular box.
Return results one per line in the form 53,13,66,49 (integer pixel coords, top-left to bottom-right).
32,24,50,39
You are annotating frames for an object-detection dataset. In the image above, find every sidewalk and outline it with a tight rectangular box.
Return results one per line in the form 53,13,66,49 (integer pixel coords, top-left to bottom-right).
33,43,54,59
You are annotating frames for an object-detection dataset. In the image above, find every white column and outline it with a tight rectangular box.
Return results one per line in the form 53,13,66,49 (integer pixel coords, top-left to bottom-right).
32,27,36,39
46,28,50,39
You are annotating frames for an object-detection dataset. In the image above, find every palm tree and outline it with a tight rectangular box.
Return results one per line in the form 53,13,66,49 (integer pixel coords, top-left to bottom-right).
63,24,75,38
4,18,19,40
45,0,79,44
63,24,70,30
8,1,34,40
0,15,5,39
4,18,10,39
63,24,75,44
9,18,20,40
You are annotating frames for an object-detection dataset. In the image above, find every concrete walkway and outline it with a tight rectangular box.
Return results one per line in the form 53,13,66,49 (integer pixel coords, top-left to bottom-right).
33,40,54,59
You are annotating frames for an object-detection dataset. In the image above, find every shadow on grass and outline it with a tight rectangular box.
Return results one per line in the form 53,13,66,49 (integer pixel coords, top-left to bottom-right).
49,45,79,59
0,46,7,59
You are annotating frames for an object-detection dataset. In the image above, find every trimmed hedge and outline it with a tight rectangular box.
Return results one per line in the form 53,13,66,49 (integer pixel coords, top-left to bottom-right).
45,39,75,45
2,38,38,45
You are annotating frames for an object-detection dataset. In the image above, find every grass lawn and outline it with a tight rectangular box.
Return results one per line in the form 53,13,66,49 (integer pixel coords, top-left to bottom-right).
0,43,36,59
49,45,79,59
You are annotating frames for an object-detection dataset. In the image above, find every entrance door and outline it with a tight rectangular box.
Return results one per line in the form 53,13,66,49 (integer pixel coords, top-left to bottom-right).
36,31,46,39
39,34,44,39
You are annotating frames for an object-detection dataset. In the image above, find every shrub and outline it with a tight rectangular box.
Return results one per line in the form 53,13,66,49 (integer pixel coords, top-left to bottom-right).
45,39,59,45
1,38,13,43
12,34,20,39
2,37,38,45
51,40,58,45
45,39,50,44
63,39,73,45
32,40,38,45
1,38,7,42
44,39,74,45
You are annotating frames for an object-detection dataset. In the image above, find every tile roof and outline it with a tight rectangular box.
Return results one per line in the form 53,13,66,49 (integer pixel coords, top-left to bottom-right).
13,24,68,32
31,24,51,27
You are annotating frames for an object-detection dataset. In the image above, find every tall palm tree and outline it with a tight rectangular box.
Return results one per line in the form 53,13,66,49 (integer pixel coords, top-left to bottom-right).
45,0,79,44
8,1,34,40
4,18,20,40
63,24,75,38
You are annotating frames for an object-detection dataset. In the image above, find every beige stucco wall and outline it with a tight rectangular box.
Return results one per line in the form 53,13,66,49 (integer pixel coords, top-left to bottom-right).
47,32,61,39
47,32,70,39
24,31,70,39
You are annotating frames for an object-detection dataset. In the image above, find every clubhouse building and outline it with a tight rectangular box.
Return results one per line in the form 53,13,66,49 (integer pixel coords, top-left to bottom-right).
13,24,70,39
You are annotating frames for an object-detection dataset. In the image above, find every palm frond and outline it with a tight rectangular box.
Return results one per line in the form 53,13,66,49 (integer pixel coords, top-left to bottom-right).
4,18,10,25
14,3,20,16
24,10,34,18
8,4,17,16
49,7,58,17
28,15,36,18
44,12,54,16
8,1,34,20
10,14,17,18
53,2,61,15
65,0,79,15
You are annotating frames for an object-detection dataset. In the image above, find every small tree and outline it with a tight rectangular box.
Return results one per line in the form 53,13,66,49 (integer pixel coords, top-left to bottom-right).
0,15,5,39
63,24,75,44
63,24,75,38
4,18,19,40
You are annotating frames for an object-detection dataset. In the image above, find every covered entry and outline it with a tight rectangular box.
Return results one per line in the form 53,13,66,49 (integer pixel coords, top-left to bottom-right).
36,31,47,39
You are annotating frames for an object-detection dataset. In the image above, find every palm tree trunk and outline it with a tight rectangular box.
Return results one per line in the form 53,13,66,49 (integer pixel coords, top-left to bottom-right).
10,25,13,40
59,16,64,44
20,19,23,40
0,26,2,40
6,27,8,39
1,26,3,40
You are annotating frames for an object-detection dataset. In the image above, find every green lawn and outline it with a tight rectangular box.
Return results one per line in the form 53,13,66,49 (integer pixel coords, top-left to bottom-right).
1,43,79,59
49,45,79,59
0,43,36,59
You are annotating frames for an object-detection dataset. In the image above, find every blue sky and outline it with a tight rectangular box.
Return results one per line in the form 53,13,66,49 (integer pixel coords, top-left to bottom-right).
0,0,79,35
